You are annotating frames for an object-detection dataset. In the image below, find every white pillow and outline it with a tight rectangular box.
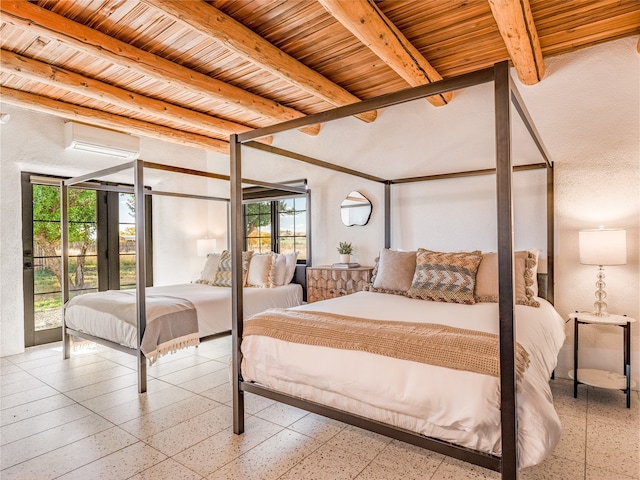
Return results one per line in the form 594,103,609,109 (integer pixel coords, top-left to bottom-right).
269,251,299,286
246,253,274,288
283,251,299,285
195,253,221,284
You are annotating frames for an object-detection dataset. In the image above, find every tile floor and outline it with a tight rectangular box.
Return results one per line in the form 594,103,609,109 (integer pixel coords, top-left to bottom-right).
1,337,638,480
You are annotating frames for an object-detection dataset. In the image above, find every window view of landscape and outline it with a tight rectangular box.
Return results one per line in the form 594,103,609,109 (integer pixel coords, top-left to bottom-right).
32,187,136,331
244,197,306,259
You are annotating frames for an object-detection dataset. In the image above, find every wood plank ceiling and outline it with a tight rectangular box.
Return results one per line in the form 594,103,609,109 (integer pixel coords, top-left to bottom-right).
1,0,638,155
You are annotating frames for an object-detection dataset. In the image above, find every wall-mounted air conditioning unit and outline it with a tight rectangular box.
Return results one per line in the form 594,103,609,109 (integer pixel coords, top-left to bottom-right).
64,122,140,159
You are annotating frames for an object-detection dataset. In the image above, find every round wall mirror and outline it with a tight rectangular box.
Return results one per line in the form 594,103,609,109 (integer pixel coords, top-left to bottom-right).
341,191,372,226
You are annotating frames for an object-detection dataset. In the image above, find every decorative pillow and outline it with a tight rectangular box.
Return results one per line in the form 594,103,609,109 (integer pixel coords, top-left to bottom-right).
474,251,540,307
269,253,287,286
195,252,221,285
211,250,254,287
369,249,416,294
283,251,299,285
266,251,298,287
407,249,483,304
246,253,274,288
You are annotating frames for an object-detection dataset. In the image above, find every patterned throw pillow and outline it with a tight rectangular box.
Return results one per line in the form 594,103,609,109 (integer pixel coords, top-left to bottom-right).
407,249,483,304
211,250,254,287
195,253,222,285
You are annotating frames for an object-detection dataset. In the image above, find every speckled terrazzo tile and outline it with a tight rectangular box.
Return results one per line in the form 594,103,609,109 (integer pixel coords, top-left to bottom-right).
55,441,166,480
39,363,134,392
326,424,393,461
550,378,588,419
129,458,204,480
201,382,233,404
0,383,59,410
119,394,220,440
0,375,46,396
0,368,38,388
0,413,114,470
586,465,638,479
0,363,22,375
0,403,93,445
368,439,444,479
241,391,277,414
207,428,323,480
1,393,76,426
145,403,233,456
146,351,212,377
0,426,137,480
288,412,347,442
76,378,177,412
586,416,639,478
430,457,500,480
19,351,106,376
553,412,587,462
587,387,639,426
97,384,195,425
156,359,226,385
173,414,283,477
176,366,230,394
519,455,585,480
275,442,371,480
253,401,309,427
3,342,61,364
66,372,139,404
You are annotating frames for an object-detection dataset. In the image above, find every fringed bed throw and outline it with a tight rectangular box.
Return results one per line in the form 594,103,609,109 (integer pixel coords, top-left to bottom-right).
244,308,530,385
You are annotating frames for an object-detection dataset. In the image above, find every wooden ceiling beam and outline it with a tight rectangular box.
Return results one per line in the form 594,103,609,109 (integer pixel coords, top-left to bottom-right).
141,0,377,123
0,1,320,136
488,0,545,85
317,0,452,107
0,86,230,154
0,49,272,145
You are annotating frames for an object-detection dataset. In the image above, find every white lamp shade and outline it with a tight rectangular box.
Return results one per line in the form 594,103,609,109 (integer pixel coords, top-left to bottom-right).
579,228,626,266
197,238,217,256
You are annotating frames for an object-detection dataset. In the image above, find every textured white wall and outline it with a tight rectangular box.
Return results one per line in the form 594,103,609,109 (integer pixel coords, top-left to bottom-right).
0,108,228,355
1,37,638,392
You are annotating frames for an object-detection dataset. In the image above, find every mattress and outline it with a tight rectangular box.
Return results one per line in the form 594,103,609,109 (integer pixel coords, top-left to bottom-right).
65,283,303,348
241,291,565,468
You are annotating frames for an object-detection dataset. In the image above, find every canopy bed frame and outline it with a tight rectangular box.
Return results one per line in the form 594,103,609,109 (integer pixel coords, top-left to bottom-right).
229,61,554,479
60,160,308,393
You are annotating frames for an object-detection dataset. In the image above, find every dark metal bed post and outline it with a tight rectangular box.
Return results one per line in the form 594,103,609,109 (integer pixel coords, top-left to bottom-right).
134,159,147,393
547,165,555,304
61,180,70,359
384,181,391,248
230,134,245,434
495,61,518,479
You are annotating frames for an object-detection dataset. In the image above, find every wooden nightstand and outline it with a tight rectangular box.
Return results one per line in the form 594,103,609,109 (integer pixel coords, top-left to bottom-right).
568,311,636,408
306,265,373,303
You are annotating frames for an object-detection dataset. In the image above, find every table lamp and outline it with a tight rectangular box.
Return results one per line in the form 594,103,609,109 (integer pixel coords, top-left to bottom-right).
579,227,626,317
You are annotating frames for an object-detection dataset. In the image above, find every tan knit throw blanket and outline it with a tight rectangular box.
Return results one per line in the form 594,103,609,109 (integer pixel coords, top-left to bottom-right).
244,308,530,384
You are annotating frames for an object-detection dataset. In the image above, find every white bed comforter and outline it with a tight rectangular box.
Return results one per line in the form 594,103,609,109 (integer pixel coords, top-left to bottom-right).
241,291,565,468
65,283,303,349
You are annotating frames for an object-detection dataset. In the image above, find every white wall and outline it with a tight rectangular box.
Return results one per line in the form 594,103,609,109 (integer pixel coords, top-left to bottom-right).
0,108,228,355
1,37,638,391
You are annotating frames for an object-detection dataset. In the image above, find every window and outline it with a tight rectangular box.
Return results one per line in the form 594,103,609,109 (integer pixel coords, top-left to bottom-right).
242,184,309,261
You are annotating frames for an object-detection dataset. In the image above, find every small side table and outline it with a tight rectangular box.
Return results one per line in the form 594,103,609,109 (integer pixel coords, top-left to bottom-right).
306,265,373,303
568,312,636,408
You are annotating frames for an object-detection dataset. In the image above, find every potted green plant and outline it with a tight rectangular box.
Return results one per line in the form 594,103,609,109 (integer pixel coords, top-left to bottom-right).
337,241,353,263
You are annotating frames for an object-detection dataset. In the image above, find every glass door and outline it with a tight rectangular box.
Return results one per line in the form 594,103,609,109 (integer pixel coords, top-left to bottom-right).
22,175,98,346
22,175,152,347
